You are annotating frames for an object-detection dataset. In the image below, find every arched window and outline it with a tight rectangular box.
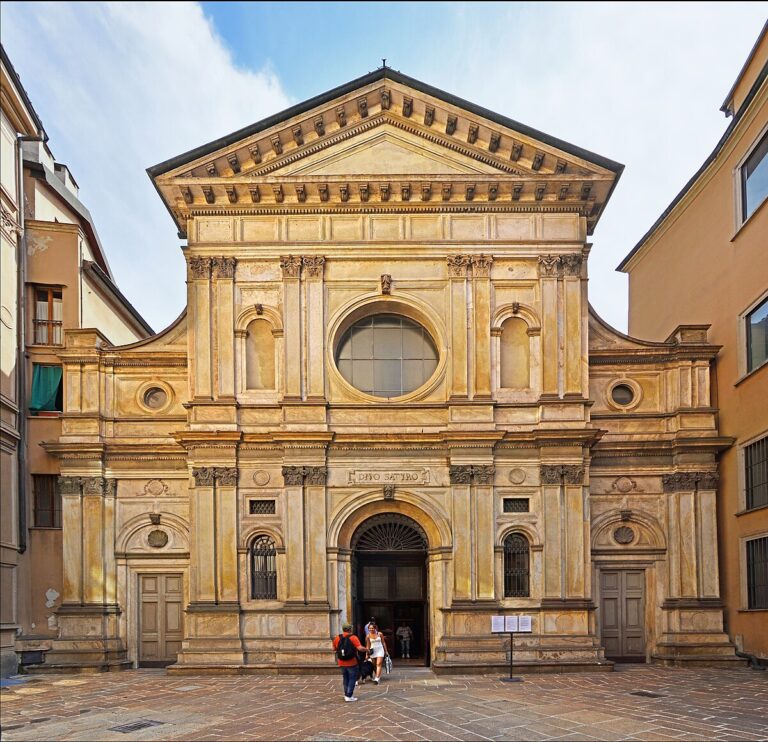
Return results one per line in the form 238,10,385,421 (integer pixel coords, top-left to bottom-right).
246,319,275,390
250,535,277,599
335,314,438,398
503,533,530,597
500,317,529,389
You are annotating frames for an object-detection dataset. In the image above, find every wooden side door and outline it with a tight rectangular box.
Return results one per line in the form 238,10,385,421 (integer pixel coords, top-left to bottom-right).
139,573,184,666
600,569,646,662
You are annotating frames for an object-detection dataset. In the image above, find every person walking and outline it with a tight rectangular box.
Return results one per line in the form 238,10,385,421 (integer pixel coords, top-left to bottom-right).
396,623,413,658
365,622,389,684
333,622,364,702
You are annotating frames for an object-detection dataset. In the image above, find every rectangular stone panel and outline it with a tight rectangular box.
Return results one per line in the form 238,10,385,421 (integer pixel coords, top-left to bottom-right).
286,217,321,241
242,218,278,242
196,218,233,242
495,215,534,240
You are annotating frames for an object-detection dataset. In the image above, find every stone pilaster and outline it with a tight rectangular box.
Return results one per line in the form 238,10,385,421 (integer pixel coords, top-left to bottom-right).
188,256,213,400
471,255,493,400
212,257,236,400
538,256,560,395
561,255,584,396
447,256,469,399
303,257,326,401
280,256,303,400
46,476,128,671
654,471,740,667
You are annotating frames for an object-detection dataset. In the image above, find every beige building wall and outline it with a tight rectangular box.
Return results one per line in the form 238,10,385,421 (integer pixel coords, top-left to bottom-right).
39,69,743,674
621,28,768,659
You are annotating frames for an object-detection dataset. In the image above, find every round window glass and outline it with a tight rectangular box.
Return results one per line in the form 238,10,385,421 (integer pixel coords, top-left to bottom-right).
143,387,168,410
335,314,438,398
611,384,635,406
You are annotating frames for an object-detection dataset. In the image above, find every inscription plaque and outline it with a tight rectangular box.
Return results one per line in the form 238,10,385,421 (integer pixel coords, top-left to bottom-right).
347,468,430,485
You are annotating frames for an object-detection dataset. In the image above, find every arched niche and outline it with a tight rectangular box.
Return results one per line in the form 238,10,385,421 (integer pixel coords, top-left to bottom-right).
591,510,666,554
235,305,283,400
491,303,541,401
245,319,276,390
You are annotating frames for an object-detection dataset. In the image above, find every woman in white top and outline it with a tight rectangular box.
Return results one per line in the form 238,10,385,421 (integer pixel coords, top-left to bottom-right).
365,623,389,684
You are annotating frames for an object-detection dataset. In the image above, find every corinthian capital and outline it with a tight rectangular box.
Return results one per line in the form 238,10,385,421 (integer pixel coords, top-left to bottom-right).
470,254,494,278
212,256,237,279
446,255,470,277
189,256,212,279
302,256,326,279
279,255,303,278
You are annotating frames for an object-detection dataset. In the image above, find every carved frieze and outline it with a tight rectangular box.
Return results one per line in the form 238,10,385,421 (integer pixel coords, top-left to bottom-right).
279,255,303,278
189,257,212,279
540,465,584,485
446,255,470,277
537,255,560,277
449,465,495,485
662,471,719,492
282,466,328,486
212,256,237,279
302,256,326,278
471,254,493,277
560,255,583,276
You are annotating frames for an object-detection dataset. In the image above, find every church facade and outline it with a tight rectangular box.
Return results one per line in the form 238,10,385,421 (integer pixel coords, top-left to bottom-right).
41,69,741,673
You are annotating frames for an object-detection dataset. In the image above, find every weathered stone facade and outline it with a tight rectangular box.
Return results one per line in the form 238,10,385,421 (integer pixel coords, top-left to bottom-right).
41,69,741,673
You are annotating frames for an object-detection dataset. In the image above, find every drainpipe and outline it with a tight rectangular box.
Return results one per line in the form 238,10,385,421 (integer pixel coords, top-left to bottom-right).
15,134,43,555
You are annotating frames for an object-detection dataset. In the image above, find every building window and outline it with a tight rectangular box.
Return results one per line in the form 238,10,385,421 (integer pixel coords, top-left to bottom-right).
335,314,438,398
33,475,60,528
746,536,768,609
745,436,768,510
33,287,63,345
250,535,277,599
747,297,768,372
30,364,63,414
503,498,530,513
503,533,530,597
249,499,276,515
742,131,768,222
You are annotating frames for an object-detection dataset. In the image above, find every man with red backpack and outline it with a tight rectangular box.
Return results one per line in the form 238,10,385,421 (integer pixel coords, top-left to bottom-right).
333,622,365,702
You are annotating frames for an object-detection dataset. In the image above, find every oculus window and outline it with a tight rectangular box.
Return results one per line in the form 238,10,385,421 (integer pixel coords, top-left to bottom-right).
335,314,437,398
747,297,768,372
742,131,768,221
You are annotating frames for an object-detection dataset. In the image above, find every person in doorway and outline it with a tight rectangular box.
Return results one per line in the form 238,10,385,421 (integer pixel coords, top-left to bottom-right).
396,623,413,658
365,622,389,684
365,617,376,636
333,622,365,702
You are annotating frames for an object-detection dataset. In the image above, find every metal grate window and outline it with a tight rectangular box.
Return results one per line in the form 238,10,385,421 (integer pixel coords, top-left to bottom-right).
503,498,530,513
503,533,530,597
746,436,768,510
249,499,276,515
250,535,277,600
33,474,60,528
747,536,768,609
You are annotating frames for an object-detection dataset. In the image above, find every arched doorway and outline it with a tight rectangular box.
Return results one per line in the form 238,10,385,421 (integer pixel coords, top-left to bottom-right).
351,514,429,664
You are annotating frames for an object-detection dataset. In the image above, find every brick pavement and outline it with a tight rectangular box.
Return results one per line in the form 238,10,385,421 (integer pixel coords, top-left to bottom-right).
1,665,766,741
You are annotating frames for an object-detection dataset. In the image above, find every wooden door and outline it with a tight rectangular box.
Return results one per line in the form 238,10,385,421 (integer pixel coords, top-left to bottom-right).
600,569,646,662
139,573,183,666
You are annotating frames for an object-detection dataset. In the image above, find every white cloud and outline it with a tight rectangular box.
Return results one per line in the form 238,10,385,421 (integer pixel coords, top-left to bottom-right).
1,1,291,331
417,3,766,332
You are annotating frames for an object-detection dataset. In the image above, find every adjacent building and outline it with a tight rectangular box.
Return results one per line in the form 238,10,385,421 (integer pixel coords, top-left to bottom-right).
619,23,768,662
38,68,742,673
0,46,152,676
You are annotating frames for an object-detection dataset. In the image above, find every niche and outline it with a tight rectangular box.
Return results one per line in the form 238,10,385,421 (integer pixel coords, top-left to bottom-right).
500,317,529,389
246,319,275,390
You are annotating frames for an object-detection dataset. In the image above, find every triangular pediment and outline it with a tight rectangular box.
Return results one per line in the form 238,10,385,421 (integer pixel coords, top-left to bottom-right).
276,126,498,176
149,69,623,233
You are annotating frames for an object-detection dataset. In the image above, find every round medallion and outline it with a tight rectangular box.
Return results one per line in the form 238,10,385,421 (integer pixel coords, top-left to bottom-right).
144,479,167,497
147,529,169,548
613,526,635,545
611,384,635,406
613,476,635,494
508,468,527,485
142,387,168,410
252,470,270,487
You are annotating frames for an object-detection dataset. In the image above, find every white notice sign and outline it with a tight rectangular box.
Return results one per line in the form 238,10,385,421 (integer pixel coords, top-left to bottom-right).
491,616,505,633
518,615,532,632
505,616,519,632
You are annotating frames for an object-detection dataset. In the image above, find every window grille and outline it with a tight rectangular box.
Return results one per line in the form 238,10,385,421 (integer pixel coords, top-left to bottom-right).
503,498,529,513
33,287,63,345
33,474,60,528
503,533,530,597
747,536,768,609
250,535,277,599
746,436,768,510
249,499,276,515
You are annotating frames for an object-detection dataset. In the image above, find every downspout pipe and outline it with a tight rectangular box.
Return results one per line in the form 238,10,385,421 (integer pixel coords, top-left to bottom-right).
15,134,43,555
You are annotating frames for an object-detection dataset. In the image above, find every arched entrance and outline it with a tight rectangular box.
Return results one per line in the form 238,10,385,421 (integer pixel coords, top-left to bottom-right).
351,514,429,664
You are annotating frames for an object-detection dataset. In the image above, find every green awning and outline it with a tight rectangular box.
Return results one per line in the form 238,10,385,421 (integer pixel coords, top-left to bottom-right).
30,364,63,412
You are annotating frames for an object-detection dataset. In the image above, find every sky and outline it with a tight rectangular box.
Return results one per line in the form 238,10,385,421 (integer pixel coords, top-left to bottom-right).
1,2,766,333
